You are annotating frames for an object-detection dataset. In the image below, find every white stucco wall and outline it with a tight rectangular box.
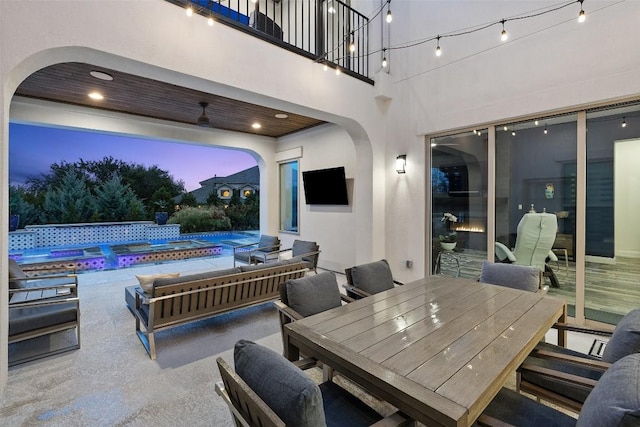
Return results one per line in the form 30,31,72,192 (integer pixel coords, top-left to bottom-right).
2,0,640,392
615,139,640,257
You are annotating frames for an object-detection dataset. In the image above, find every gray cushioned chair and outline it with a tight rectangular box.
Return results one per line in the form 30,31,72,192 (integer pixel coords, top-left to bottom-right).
479,261,544,293
517,308,640,412
215,340,410,427
253,239,321,273
477,353,640,427
233,235,280,267
274,272,352,361
343,259,404,299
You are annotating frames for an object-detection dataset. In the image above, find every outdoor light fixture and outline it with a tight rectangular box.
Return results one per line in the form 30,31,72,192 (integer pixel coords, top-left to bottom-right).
578,0,586,23
436,36,442,57
500,20,508,41
622,117,627,128
396,155,406,174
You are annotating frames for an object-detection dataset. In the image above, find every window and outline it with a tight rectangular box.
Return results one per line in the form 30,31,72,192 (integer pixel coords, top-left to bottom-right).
280,160,299,233
220,189,231,198
243,189,253,197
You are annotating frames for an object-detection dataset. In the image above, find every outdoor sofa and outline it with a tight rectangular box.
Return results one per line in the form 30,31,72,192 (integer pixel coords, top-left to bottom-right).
124,258,309,359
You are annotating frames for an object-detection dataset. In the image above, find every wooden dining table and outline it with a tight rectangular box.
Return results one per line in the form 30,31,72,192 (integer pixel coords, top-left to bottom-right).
284,275,567,427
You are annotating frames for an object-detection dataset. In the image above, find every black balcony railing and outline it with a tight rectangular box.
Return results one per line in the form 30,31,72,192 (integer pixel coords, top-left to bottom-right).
167,0,372,84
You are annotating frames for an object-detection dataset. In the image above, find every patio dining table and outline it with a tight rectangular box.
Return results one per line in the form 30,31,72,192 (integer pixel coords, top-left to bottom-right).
284,275,566,427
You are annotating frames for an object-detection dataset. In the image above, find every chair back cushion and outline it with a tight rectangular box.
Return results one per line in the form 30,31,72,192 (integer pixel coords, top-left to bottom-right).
286,272,342,318
258,235,280,251
234,340,325,427
349,259,394,295
292,240,319,264
577,353,640,427
479,261,540,292
602,309,640,363
8,258,27,289
513,213,557,271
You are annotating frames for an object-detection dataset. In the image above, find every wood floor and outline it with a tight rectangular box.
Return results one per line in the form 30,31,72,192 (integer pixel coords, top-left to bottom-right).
438,249,640,325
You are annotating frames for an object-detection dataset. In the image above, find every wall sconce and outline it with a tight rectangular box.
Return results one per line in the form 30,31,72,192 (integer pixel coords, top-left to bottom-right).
396,155,406,174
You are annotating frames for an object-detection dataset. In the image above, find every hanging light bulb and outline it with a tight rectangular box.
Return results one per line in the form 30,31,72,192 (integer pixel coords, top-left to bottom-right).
208,16,214,26
503,125,508,131
473,129,477,135
349,38,356,53
511,130,516,136
500,20,508,41
578,0,586,22
544,126,548,134
335,67,341,75
622,117,627,128
534,120,539,126
386,1,393,23
381,48,387,68
435,36,442,57
186,4,193,16
323,62,328,71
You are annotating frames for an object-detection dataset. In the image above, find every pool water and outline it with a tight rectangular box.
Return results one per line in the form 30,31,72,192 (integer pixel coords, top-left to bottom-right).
10,232,258,272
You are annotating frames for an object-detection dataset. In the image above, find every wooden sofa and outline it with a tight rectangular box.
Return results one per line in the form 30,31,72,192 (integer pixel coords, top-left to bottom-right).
127,260,308,359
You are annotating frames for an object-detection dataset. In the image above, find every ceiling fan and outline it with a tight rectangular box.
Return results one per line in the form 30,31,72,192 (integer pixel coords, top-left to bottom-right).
197,101,211,127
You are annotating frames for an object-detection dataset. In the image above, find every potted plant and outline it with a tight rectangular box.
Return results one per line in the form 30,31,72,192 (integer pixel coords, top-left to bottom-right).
439,212,458,250
153,200,169,226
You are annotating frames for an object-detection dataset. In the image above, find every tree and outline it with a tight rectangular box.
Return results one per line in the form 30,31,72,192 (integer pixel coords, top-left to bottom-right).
150,187,175,213
43,171,96,223
225,192,259,230
179,192,198,208
94,175,146,221
206,190,222,207
9,185,44,227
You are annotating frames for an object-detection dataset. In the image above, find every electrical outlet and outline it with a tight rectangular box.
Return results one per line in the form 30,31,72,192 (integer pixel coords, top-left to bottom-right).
405,260,413,269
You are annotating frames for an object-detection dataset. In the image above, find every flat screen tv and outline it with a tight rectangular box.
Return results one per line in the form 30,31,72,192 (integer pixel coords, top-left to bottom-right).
302,167,349,205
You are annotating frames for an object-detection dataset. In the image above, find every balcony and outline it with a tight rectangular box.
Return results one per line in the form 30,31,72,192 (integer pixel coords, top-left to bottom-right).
168,0,372,83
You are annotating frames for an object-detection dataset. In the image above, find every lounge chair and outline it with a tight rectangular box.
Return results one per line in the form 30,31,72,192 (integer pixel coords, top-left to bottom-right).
232,234,280,267
254,239,321,273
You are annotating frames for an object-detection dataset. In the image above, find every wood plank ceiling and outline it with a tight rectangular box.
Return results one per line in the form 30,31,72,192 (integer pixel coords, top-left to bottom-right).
14,62,325,138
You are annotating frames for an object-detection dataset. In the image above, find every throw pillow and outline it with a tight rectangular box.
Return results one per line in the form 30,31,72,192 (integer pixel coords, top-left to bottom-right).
286,272,342,318
135,273,180,294
350,259,394,295
602,309,640,363
234,340,325,427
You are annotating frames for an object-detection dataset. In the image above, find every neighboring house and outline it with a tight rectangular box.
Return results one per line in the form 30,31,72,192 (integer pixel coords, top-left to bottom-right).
186,166,259,205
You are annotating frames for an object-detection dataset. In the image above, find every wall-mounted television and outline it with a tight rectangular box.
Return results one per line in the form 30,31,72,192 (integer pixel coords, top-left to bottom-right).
302,167,349,205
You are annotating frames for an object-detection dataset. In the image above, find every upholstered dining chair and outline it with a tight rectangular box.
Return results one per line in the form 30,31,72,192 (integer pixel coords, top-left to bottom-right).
215,340,411,427
343,259,404,299
479,261,546,293
517,308,640,413
233,234,280,267
477,353,640,427
274,272,352,361
494,212,561,288
254,239,321,273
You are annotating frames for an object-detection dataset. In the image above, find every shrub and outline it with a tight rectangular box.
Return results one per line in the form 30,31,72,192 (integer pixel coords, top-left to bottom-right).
167,206,231,233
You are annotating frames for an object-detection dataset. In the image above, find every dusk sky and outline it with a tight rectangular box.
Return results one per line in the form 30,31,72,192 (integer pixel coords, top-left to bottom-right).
9,123,257,191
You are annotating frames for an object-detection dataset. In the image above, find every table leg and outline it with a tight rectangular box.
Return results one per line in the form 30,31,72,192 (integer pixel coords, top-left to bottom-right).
557,304,567,348
283,329,300,362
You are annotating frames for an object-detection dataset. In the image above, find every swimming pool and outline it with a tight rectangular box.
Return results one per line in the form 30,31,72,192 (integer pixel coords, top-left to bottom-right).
9,232,258,273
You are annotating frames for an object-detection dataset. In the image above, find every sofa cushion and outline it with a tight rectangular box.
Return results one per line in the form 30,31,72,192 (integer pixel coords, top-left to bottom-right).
135,273,180,294
602,309,640,363
234,340,325,427
152,267,241,289
577,353,640,427
286,272,342,318
9,302,78,336
8,258,27,289
350,259,394,295
479,261,540,292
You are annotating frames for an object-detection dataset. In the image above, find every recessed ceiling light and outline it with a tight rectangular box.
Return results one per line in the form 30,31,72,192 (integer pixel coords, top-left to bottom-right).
275,113,288,119
89,71,113,81
88,92,104,100
251,123,261,129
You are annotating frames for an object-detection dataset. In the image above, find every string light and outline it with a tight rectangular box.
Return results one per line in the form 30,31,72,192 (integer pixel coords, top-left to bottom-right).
382,48,388,68
622,117,627,128
349,36,356,53
323,63,328,71
186,4,193,16
500,20,508,41
578,0,586,22
435,36,442,57
335,67,341,75
386,0,393,23
511,130,516,136
534,120,539,126
544,125,548,134
208,16,214,26
503,125,508,131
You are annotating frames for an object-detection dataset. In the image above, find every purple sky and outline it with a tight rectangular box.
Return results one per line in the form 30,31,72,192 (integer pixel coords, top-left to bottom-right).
9,124,257,191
